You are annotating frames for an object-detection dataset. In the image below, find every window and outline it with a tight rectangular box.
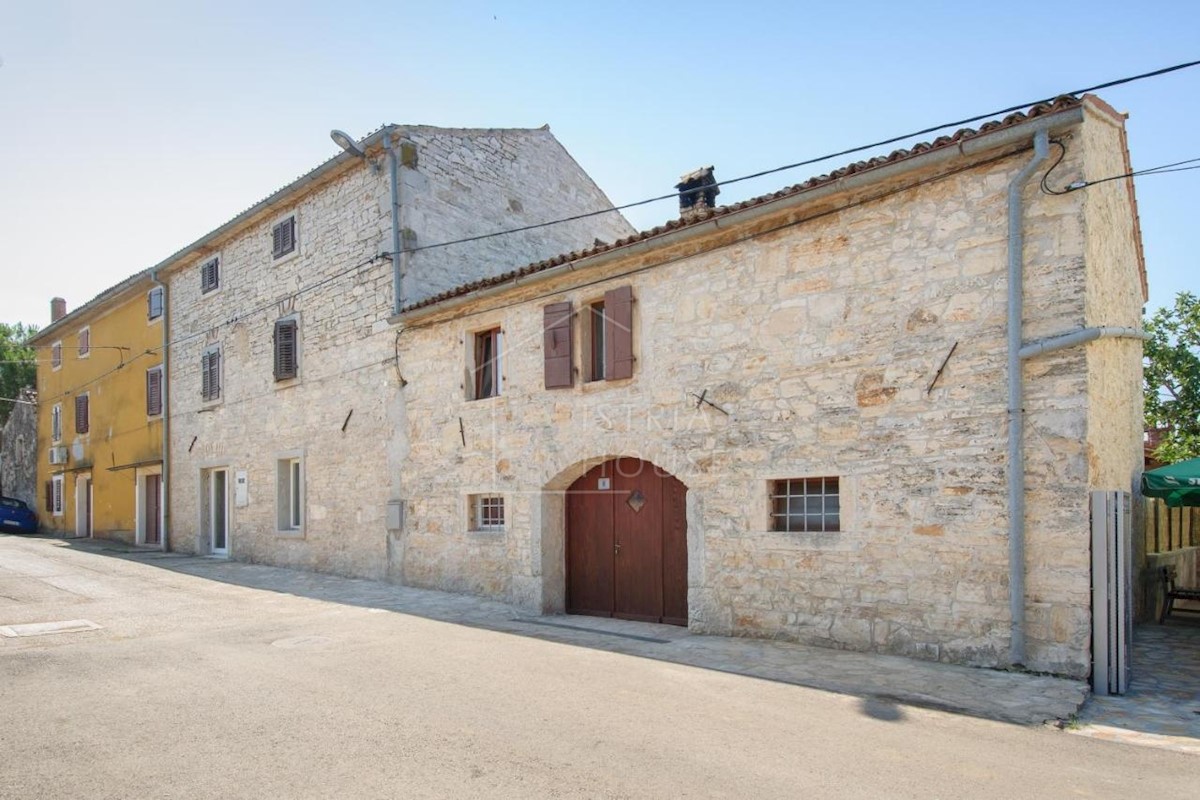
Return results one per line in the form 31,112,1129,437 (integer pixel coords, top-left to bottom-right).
78,327,90,358
51,341,62,369
148,287,164,321
74,393,89,434
588,301,606,381
771,477,840,533
146,366,163,417
201,346,222,401
471,328,502,400
49,475,64,516
470,495,505,531
51,403,62,442
273,318,299,381
200,257,220,294
276,457,303,531
272,216,297,260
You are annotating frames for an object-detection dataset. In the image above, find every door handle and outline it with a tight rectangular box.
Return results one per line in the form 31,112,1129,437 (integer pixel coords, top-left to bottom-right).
614,542,621,556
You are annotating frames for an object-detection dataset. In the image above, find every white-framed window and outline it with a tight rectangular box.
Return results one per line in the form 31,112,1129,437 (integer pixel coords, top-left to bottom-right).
51,403,62,442
78,327,90,358
271,214,297,260
51,475,64,516
147,287,164,321
201,345,222,402
51,341,62,370
200,256,220,294
469,494,505,531
146,366,164,417
771,477,841,533
469,327,502,400
276,456,303,532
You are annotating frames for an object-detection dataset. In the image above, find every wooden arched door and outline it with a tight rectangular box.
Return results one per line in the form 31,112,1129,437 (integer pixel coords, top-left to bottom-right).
566,458,687,626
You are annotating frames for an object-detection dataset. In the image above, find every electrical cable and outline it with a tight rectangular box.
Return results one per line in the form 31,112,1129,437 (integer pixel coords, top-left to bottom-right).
1042,140,1200,194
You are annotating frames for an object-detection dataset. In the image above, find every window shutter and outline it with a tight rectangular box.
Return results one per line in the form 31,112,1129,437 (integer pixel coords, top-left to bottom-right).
201,258,219,293
147,369,163,416
273,217,295,259
543,302,573,389
201,353,211,400
148,287,163,320
45,480,53,513
75,394,89,434
274,320,298,380
209,350,221,399
603,285,635,380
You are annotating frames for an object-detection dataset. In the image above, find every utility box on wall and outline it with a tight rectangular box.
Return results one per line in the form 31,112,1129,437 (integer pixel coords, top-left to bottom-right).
1091,490,1132,696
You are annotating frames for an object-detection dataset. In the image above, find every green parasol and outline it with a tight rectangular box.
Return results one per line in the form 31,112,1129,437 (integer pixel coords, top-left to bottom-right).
1142,457,1200,507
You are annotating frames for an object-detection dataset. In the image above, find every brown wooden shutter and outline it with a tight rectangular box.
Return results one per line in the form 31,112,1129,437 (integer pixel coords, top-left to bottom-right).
45,480,53,513
75,394,89,433
603,285,634,380
201,258,219,293
209,349,221,398
543,302,573,389
201,352,211,399
274,320,298,380
147,369,162,416
272,217,295,258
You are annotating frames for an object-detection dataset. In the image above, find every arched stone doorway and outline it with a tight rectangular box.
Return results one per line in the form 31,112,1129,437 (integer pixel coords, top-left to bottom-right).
565,457,687,626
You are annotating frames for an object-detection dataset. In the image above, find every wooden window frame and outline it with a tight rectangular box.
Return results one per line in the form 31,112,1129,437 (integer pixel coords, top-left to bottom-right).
147,287,164,321
770,477,841,533
587,300,606,382
471,327,503,400
200,256,220,294
469,494,505,532
271,215,298,261
74,393,90,435
201,346,222,402
146,366,164,417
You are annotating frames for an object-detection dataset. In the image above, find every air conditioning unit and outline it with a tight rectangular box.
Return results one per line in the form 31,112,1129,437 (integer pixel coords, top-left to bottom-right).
48,446,68,465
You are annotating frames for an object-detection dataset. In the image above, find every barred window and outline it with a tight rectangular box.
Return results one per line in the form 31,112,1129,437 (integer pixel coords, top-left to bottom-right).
470,495,505,531
771,477,840,533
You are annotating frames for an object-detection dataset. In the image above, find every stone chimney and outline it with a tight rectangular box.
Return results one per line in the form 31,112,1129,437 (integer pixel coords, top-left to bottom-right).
50,297,67,323
675,166,720,223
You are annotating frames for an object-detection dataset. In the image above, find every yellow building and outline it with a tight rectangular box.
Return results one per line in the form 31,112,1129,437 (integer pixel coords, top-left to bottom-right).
30,272,166,544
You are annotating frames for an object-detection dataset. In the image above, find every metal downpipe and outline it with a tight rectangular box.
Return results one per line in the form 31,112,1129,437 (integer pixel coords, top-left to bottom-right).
151,271,169,551
385,132,404,316
1006,129,1050,667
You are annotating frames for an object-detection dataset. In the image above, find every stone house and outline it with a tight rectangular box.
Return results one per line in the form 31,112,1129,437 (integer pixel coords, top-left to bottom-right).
0,387,38,509
157,125,633,576
389,95,1146,679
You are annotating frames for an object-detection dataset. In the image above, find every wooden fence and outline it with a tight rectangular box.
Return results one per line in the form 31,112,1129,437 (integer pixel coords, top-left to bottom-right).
1145,498,1200,554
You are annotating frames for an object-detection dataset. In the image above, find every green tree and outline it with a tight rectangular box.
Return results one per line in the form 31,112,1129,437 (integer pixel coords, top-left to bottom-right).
0,322,38,427
1144,292,1200,463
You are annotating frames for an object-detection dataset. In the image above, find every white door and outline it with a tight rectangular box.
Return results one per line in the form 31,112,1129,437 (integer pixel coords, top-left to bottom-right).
208,468,229,556
75,475,92,538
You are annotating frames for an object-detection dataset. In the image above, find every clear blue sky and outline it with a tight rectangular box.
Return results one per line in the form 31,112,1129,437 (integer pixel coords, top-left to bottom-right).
1,0,1196,328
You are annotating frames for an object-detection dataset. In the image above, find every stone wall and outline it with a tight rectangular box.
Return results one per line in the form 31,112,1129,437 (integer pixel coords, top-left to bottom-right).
391,108,1138,678
165,127,632,579
0,388,37,511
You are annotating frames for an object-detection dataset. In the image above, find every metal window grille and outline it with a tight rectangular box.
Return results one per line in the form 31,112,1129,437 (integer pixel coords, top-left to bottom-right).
472,495,505,530
771,477,840,533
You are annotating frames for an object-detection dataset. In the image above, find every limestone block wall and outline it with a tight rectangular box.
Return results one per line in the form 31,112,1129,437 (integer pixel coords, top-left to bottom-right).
166,126,633,579
0,388,38,511
394,132,1111,677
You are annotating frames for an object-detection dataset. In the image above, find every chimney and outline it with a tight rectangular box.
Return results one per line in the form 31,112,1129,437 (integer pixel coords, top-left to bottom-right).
675,166,720,223
51,297,67,323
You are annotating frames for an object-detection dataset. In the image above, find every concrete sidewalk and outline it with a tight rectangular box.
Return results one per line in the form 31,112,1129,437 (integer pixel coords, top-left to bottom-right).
69,538,1091,727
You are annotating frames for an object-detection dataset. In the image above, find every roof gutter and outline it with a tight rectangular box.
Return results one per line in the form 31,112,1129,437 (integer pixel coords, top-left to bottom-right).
396,106,1085,324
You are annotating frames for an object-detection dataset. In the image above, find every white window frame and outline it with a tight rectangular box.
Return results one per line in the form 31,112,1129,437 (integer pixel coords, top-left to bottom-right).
276,454,304,534
51,403,62,442
469,494,505,532
78,326,91,359
51,475,64,517
51,340,62,370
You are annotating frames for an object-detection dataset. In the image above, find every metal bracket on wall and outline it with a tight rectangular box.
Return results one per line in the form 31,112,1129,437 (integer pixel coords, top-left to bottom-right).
690,389,730,416
926,341,959,395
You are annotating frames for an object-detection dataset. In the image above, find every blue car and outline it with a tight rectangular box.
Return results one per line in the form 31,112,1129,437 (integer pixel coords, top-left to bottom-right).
0,496,38,533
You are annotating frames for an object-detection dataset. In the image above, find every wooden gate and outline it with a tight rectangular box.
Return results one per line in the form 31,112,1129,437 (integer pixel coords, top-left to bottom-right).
566,458,687,626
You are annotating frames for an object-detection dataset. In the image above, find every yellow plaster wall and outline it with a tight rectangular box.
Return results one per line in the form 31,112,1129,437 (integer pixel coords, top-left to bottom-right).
35,282,163,542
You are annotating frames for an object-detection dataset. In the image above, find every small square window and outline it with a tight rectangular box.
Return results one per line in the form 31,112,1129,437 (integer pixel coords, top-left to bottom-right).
272,216,296,260
471,328,502,400
771,477,840,533
200,257,220,294
470,495,505,531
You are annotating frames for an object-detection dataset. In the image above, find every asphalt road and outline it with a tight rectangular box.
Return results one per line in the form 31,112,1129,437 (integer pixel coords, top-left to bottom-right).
0,534,1193,799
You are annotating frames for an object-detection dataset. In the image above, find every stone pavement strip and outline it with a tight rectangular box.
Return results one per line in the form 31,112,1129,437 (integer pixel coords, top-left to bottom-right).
82,540,1089,728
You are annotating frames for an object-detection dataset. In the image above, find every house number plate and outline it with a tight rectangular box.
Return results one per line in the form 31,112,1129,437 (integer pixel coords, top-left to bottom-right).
598,478,611,490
